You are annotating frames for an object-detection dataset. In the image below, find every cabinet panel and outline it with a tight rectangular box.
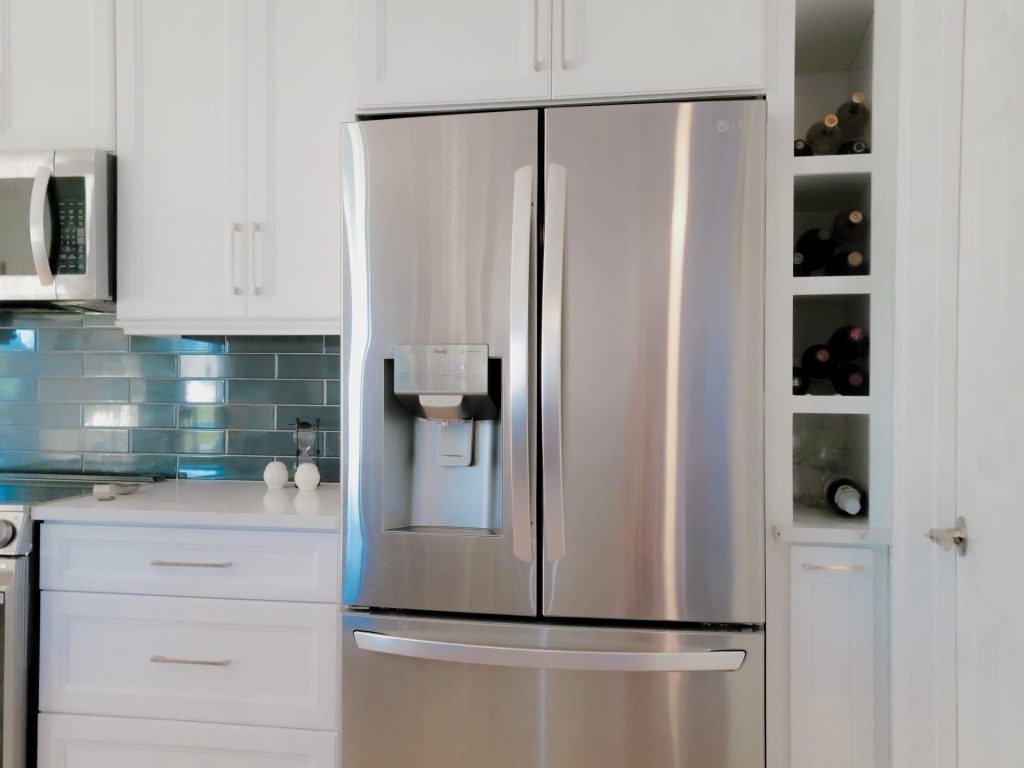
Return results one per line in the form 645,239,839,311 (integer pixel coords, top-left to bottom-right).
247,0,346,326
356,0,551,109
790,546,875,768
39,713,337,768
0,0,114,150
551,0,765,99
40,592,338,731
115,0,248,322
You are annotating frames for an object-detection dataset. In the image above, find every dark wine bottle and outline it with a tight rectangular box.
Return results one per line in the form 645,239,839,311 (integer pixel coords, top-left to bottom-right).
838,139,870,155
806,115,843,155
828,325,868,362
794,139,813,157
825,249,867,276
800,344,834,379
793,251,810,277
793,367,810,395
831,363,869,395
794,228,834,274
836,92,871,143
824,474,867,516
833,209,868,244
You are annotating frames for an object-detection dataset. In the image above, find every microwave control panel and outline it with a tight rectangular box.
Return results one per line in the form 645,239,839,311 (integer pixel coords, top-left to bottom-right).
54,177,86,275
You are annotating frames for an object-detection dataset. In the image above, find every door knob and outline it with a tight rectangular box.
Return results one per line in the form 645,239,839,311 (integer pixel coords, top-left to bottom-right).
927,516,967,556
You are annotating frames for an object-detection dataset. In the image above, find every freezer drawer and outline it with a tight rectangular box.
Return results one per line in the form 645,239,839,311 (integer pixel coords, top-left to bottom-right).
342,612,764,768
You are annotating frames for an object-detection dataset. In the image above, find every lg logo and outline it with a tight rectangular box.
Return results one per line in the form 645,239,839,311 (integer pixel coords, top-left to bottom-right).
716,120,749,132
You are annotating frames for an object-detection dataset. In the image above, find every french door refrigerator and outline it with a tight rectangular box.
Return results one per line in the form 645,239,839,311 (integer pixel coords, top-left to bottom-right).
341,100,766,768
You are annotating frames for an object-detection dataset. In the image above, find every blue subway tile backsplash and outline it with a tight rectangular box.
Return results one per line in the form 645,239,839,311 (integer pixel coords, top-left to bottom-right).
0,311,340,482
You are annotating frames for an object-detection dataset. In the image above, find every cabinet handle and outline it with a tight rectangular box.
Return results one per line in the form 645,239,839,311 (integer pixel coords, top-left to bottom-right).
801,563,869,573
150,560,233,569
150,655,232,667
230,223,242,295
250,222,264,296
29,164,55,286
559,0,567,69
532,0,541,71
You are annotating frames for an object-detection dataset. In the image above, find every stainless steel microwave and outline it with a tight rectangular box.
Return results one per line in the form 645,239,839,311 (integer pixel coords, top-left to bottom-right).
0,150,113,305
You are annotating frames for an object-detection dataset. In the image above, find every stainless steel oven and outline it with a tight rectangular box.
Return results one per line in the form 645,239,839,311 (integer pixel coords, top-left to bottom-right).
0,150,114,305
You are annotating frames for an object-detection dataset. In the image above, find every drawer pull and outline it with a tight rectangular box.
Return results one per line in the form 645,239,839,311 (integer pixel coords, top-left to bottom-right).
801,563,869,573
150,655,232,667
150,560,233,569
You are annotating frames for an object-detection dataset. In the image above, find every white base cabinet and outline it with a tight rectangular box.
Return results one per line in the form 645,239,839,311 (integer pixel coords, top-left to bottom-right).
790,546,877,768
39,714,337,768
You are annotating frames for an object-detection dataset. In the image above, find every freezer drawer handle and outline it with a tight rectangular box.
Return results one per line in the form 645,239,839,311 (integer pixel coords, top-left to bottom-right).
353,631,745,672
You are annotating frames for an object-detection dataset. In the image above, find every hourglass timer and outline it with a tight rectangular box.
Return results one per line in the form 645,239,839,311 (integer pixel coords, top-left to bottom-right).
293,419,321,472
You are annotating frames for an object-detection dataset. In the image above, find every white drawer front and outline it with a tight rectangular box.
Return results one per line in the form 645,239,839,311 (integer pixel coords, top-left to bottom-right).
40,592,338,731
39,713,337,768
41,524,339,603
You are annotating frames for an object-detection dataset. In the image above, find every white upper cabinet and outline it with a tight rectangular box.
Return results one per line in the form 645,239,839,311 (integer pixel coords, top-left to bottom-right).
116,0,348,334
0,0,115,150
356,0,551,110
551,0,765,99
355,0,764,111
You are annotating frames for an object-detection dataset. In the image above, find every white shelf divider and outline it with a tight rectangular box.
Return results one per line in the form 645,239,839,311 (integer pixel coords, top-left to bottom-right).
793,154,873,177
774,503,890,546
793,275,872,295
792,395,872,414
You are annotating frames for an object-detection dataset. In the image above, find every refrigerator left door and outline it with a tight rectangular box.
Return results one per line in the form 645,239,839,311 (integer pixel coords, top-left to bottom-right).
342,110,538,616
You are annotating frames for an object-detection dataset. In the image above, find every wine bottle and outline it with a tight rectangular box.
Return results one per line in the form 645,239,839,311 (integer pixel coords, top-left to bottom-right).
793,367,810,395
828,325,868,362
793,251,810,277
833,209,868,243
824,474,867,516
794,139,813,157
794,228,834,274
831,363,869,395
836,92,871,142
825,249,867,276
800,344,834,379
805,115,843,155
838,139,870,155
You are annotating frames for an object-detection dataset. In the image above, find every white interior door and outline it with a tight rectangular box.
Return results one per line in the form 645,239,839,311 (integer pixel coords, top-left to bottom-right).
955,0,1024,764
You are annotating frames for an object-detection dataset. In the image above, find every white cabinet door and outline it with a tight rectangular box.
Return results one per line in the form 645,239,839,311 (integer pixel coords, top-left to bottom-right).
790,546,876,768
551,0,765,99
246,0,346,328
39,713,337,768
0,0,114,150
356,0,551,110
115,0,248,324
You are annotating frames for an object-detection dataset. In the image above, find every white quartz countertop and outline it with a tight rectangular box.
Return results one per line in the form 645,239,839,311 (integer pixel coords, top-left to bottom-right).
32,479,340,531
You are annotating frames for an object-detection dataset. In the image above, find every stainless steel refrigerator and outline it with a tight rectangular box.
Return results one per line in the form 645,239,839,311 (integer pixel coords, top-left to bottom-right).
341,100,766,768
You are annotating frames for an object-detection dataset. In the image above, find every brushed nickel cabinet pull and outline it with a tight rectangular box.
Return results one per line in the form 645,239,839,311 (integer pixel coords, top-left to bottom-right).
801,563,869,573
150,655,231,667
150,560,233,569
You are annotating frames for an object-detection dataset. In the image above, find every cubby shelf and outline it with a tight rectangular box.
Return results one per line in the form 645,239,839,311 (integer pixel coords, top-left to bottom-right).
792,395,871,415
793,275,871,295
793,154,873,177
774,503,890,546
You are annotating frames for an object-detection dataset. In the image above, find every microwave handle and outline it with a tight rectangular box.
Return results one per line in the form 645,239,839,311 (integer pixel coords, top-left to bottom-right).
29,166,55,286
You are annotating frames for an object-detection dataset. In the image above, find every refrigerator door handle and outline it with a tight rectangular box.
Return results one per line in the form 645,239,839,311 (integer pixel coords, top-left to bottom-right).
542,163,568,562
510,164,534,563
354,631,746,672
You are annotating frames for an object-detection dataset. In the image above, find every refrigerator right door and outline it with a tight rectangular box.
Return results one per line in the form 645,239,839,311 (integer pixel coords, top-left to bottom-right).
542,100,766,624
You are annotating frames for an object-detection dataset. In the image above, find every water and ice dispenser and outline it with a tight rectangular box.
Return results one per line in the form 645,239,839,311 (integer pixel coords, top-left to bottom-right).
382,344,502,535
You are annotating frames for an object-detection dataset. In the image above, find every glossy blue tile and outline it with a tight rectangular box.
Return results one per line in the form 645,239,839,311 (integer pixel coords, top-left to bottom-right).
84,353,177,378
229,380,323,405
326,380,340,405
178,405,274,430
0,451,82,472
0,329,36,352
38,378,128,403
81,313,119,328
179,354,274,379
177,456,268,480
130,379,225,404
275,405,340,430
0,427,37,451
276,354,340,380
317,459,340,484
0,378,36,401
0,403,81,427
83,453,178,478
84,404,177,428
38,328,128,352
0,311,82,329
131,429,225,455
324,336,340,354
226,336,324,353
227,430,297,456
38,428,129,453
0,353,83,378
325,432,340,457
129,335,226,353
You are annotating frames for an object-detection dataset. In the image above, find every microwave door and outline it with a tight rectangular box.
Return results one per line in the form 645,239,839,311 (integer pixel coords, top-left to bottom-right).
0,151,57,300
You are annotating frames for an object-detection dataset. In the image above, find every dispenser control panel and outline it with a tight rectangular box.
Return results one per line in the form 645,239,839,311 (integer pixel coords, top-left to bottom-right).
394,344,489,395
